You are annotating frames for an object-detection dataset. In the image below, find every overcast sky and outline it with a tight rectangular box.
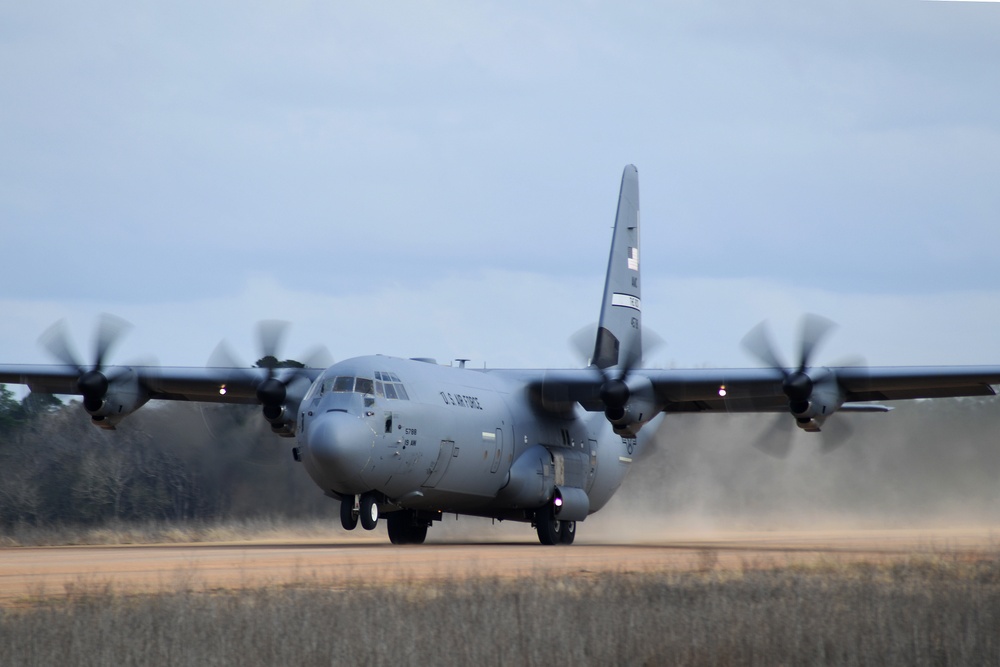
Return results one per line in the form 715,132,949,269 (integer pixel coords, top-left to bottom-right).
2,1,999,374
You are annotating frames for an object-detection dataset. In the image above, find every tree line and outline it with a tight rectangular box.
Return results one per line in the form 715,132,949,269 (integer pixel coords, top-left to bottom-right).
0,384,329,528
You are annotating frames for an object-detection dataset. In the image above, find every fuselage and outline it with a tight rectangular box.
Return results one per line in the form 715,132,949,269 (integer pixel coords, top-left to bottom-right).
298,355,648,521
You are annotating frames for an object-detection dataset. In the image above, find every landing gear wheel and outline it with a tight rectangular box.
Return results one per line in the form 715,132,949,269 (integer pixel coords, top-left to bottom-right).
340,495,358,531
360,494,379,531
408,523,428,545
560,521,576,545
387,510,429,545
535,504,562,545
387,511,410,545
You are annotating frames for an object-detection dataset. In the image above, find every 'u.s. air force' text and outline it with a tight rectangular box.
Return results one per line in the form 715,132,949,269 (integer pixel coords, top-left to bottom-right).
439,392,484,410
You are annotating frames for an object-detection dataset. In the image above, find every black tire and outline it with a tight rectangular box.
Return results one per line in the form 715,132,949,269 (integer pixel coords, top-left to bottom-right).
535,504,562,545
387,511,429,545
408,523,428,545
360,494,379,531
387,511,411,545
560,521,576,545
340,495,358,531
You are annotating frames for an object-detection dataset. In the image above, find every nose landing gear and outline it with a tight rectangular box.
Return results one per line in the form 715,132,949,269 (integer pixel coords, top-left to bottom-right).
340,495,358,531
340,492,380,531
360,494,379,530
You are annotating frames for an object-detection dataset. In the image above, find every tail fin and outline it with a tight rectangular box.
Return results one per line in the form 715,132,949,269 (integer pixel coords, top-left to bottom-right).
593,165,641,370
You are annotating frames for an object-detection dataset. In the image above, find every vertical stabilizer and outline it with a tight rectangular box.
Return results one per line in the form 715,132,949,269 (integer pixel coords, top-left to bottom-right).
593,165,641,370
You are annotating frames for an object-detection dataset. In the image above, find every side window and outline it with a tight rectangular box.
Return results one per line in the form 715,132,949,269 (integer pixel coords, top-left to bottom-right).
303,376,322,402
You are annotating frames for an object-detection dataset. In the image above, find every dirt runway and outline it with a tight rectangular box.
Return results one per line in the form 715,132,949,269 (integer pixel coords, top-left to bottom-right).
1,524,997,606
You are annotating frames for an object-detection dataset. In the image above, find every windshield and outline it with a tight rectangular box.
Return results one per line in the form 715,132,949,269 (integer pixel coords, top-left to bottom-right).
324,376,375,395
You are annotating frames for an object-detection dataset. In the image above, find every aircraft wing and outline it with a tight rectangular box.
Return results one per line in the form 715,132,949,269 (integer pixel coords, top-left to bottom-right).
527,365,1000,415
646,366,1000,413
0,364,323,405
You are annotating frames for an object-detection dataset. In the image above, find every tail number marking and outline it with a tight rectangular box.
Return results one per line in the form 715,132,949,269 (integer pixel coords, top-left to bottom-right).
611,293,641,311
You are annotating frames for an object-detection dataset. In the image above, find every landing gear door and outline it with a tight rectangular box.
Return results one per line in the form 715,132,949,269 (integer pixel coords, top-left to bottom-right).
423,440,455,489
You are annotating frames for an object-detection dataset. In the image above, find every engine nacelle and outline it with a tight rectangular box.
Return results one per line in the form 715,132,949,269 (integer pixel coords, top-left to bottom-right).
259,373,314,438
605,374,658,438
264,405,297,437
789,372,844,432
84,370,149,430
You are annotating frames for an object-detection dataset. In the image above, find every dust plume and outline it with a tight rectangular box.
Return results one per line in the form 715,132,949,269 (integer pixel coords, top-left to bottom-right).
592,397,1000,541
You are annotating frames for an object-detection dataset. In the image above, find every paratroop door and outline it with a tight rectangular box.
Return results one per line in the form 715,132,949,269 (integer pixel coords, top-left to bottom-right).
423,440,455,488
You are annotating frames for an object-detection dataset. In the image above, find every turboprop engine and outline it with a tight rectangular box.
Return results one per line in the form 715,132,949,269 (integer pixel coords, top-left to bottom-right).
743,314,849,433
256,371,315,437
39,315,151,430
779,367,845,432
739,314,883,457
78,368,150,429
599,373,657,437
213,320,332,438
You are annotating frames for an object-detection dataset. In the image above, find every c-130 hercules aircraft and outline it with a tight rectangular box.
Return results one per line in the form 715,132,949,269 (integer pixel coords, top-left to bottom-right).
4,165,1000,545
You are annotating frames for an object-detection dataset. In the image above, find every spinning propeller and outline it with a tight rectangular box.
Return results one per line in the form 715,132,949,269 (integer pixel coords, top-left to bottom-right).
595,338,644,424
563,324,663,436
742,314,835,416
210,320,332,423
741,314,859,458
39,314,133,412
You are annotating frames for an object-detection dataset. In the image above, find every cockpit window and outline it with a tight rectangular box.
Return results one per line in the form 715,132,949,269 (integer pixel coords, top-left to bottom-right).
331,376,355,392
322,376,376,395
374,371,409,400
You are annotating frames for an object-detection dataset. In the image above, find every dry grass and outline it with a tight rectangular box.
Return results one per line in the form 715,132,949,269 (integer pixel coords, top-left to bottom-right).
0,517,341,547
2,551,999,666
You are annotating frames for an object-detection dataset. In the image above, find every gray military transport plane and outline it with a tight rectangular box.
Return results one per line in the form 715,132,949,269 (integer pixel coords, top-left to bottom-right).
4,165,1000,545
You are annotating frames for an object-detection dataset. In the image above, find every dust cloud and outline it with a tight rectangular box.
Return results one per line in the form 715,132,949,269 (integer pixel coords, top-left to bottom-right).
591,397,1000,542
426,397,1000,544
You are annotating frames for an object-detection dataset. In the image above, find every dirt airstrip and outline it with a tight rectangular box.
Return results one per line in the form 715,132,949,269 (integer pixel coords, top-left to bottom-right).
1,524,997,607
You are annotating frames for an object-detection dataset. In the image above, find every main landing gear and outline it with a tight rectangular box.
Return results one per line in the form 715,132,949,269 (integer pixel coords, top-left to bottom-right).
386,510,429,545
535,503,576,546
340,493,380,531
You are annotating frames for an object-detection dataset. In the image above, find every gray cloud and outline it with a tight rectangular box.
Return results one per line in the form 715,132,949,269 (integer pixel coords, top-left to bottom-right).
1,1,998,370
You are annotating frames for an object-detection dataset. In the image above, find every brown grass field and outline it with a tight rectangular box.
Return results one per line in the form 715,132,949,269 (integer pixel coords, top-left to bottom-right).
1,521,999,665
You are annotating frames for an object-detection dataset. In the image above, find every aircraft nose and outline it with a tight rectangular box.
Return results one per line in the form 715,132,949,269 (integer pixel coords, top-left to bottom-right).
304,411,375,493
